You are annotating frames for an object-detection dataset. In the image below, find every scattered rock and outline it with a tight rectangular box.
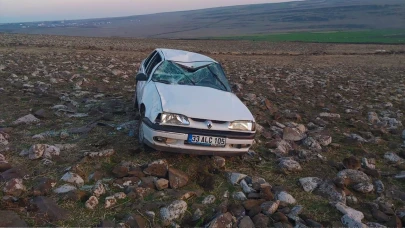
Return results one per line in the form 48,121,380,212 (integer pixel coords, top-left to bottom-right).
283,127,306,141
374,180,385,194
384,152,404,164
303,137,322,151
0,210,28,227
207,212,234,228
299,177,322,192
92,180,106,197
371,208,390,222
343,156,361,170
84,149,115,158
61,172,84,187
261,200,280,215
227,172,247,185
160,200,187,225
341,214,367,228
233,192,247,201
104,196,117,209
353,182,374,193
144,159,168,177
53,184,77,194
337,169,370,186
316,180,346,204
278,158,302,173
3,178,26,197
319,112,341,118
212,156,226,168
335,202,364,222
154,178,169,190
85,196,99,210
239,215,255,228
252,213,269,228
276,191,296,204
202,195,216,204
12,114,40,125
240,179,255,194
31,196,69,222
32,178,56,196
168,168,189,189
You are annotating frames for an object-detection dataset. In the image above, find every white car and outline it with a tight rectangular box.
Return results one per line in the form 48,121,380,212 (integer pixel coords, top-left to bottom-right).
134,48,256,156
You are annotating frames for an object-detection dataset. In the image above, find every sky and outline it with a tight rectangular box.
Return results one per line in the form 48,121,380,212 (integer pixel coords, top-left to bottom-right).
0,0,295,23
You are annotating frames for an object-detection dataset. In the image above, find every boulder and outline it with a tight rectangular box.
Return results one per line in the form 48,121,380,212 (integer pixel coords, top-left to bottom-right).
143,159,168,177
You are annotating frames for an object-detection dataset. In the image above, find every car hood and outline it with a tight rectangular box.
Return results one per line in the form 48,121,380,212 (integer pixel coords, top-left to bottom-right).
155,83,254,122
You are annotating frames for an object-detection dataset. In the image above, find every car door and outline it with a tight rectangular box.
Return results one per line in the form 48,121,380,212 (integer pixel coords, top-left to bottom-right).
138,51,163,106
136,51,157,106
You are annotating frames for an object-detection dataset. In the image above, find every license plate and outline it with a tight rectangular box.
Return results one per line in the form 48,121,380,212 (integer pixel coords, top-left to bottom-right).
187,134,226,147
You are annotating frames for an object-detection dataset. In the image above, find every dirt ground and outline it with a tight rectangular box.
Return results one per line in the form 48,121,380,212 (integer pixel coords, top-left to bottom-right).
0,34,405,227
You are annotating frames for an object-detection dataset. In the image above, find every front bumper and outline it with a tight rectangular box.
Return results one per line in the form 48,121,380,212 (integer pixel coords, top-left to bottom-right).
141,119,255,156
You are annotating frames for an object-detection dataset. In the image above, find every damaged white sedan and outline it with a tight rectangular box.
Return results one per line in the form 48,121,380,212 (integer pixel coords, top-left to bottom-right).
134,48,256,156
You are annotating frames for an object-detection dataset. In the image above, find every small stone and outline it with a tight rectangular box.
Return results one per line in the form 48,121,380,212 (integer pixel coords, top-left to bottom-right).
3,178,26,197
227,172,247,185
299,177,322,192
252,213,269,228
384,152,404,164
32,178,57,196
371,208,390,222
53,184,77,194
395,171,405,179
276,191,296,204
303,137,322,151
31,196,69,222
343,156,361,170
233,192,247,201
316,180,346,204
154,178,169,190
202,195,216,204
192,208,203,221
319,112,341,118
346,195,358,205
112,165,129,178
243,199,265,210
160,200,187,226
260,184,274,200
239,216,255,228
240,179,255,194
366,222,387,228
278,158,302,173
168,168,189,189
85,196,99,210
61,172,84,187
212,156,226,168
374,180,385,194
92,180,106,197
314,133,333,146
261,200,280,215
84,149,115,158
337,169,370,185
206,212,234,228
228,203,245,218
104,196,117,209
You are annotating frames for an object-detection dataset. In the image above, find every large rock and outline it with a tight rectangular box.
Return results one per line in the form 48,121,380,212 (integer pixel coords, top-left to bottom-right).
315,180,346,204
32,178,56,196
143,159,168,177
278,158,302,173
337,169,370,186
341,214,367,228
31,196,69,222
384,152,404,164
168,168,189,189
160,200,187,225
12,114,40,125
276,191,296,204
28,144,60,160
299,177,322,192
335,202,364,222
3,178,26,197
283,127,306,141
0,210,28,227
60,172,84,187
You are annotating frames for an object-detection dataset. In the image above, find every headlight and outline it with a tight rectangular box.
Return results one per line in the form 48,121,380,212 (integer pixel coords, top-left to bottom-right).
160,113,190,125
229,120,255,131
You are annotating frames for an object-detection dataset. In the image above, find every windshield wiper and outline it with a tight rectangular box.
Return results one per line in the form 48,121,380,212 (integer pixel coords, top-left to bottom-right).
154,79,171,84
207,66,227,91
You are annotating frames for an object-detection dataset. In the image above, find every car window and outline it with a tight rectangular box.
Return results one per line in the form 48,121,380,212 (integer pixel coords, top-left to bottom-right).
146,53,162,76
143,51,156,69
152,60,231,92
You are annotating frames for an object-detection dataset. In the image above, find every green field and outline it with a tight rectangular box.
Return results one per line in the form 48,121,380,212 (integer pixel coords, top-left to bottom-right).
215,30,405,44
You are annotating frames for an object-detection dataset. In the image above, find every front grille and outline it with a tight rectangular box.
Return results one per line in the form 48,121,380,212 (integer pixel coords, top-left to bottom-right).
191,118,227,124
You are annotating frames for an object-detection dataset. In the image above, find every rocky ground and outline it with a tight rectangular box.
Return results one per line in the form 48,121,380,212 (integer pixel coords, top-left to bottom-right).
0,33,405,227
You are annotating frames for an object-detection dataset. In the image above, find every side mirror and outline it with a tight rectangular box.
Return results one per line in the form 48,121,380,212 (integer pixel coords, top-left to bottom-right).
136,73,148,81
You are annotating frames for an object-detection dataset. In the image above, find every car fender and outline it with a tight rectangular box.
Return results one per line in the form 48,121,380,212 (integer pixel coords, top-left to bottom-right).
141,81,162,122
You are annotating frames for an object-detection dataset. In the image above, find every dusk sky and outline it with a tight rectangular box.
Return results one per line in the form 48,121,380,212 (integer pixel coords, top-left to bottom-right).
0,0,295,23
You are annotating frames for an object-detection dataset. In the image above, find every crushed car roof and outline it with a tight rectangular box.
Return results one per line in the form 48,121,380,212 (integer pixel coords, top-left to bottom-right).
158,48,217,64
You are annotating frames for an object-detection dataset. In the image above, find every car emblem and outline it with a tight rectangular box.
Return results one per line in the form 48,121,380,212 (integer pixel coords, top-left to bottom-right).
206,120,213,129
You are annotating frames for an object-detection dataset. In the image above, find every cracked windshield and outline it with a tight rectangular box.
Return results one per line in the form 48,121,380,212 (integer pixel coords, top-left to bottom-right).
152,61,231,92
